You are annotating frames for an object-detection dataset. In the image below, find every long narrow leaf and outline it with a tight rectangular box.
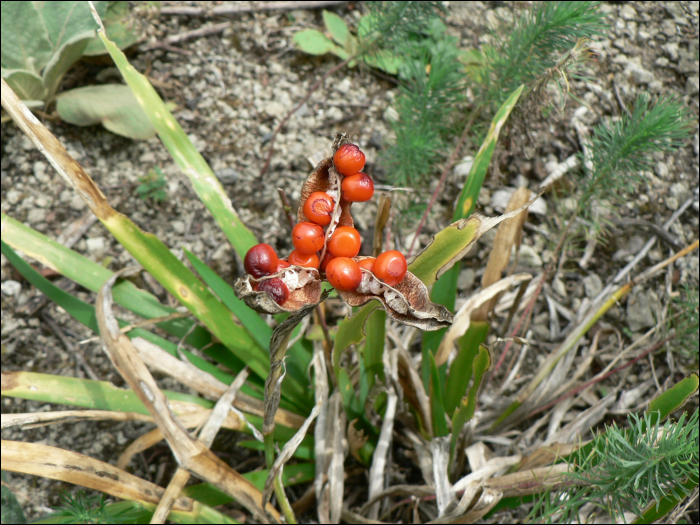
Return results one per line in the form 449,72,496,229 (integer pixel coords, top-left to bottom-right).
422,85,525,384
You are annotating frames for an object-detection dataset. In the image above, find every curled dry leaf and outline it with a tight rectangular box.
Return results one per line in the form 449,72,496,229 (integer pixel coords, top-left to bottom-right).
234,266,322,314
337,257,454,331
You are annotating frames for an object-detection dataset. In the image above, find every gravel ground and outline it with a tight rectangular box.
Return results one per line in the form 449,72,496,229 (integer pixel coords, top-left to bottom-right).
2,1,698,522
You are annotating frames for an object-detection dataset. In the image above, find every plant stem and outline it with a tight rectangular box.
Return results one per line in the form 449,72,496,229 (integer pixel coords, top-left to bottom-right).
264,432,297,524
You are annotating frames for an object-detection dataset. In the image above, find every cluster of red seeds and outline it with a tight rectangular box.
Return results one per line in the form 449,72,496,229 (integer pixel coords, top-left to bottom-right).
244,143,407,304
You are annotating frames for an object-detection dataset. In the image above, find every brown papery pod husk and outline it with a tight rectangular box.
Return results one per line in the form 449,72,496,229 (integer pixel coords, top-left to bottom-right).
336,257,454,331
234,266,322,314
297,133,355,262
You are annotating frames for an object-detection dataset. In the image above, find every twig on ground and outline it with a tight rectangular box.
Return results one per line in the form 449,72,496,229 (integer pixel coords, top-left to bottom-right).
41,311,99,381
161,1,348,17
141,22,231,52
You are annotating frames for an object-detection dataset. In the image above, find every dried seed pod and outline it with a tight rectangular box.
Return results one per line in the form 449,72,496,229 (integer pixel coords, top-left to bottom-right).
336,257,454,331
297,134,357,263
234,266,322,314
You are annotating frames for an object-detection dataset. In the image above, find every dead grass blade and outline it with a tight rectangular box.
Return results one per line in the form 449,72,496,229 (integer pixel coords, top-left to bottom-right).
432,435,453,516
132,336,305,429
312,341,330,516
435,274,533,366
328,391,347,524
152,368,250,523
1,410,152,430
262,399,322,508
367,387,398,519
96,267,278,523
472,187,532,322
1,439,193,511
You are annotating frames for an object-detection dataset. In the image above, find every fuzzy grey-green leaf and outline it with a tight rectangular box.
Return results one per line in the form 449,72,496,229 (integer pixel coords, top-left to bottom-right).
56,84,156,140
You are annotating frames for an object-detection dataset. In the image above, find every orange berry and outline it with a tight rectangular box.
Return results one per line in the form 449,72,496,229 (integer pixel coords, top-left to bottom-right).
326,257,362,292
292,222,325,254
320,251,336,272
303,191,335,226
341,172,374,202
244,243,278,278
328,226,361,258
288,250,320,269
257,278,289,305
358,258,375,272
373,250,407,286
333,143,365,176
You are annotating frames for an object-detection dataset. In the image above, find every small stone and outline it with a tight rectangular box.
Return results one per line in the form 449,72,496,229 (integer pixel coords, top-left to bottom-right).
654,161,668,178
139,151,156,163
686,76,699,96
336,77,352,95
662,42,679,61
6,190,22,205
1,280,22,297
518,245,543,268
457,268,475,291
27,208,46,225
660,19,676,37
212,243,230,261
86,237,106,258
654,57,669,68
669,182,691,205
626,59,654,84
383,106,399,123
171,220,186,234
583,274,603,298
216,167,240,184
619,4,637,20
33,161,48,183
264,101,287,118
453,156,474,179
626,289,656,332
69,193,86,211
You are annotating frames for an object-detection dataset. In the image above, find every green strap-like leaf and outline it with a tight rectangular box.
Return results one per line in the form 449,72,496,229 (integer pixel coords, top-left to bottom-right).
648,373,699,424
450,343,490,459
429,352,449,438
421,84,525,384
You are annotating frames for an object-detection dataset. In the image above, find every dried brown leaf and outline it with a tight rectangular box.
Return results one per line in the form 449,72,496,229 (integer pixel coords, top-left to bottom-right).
234,266,322,314
338,257,454,331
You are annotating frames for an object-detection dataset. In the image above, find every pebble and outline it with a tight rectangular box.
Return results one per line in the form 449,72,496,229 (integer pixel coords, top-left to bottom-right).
6,190,22,205
625,58,654,84
264,101,287,119
654,161,669,178
86,237,107,258
171,220,186,234
626,289,656,332
583,274,603,298
457,268,475,291
27,208,46,225
216,167,240,184
518,245,543,268
1,280,22,297
33,161,48,183
686,76,699,96
662,42,679,61
669,182,692,205
69,193,86,211
336,77,352,95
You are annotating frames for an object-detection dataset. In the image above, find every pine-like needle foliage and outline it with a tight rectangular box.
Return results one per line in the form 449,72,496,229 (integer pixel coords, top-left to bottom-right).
482,1,605,108
529,409,699,523
380,22,466,189
579,93,693,217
